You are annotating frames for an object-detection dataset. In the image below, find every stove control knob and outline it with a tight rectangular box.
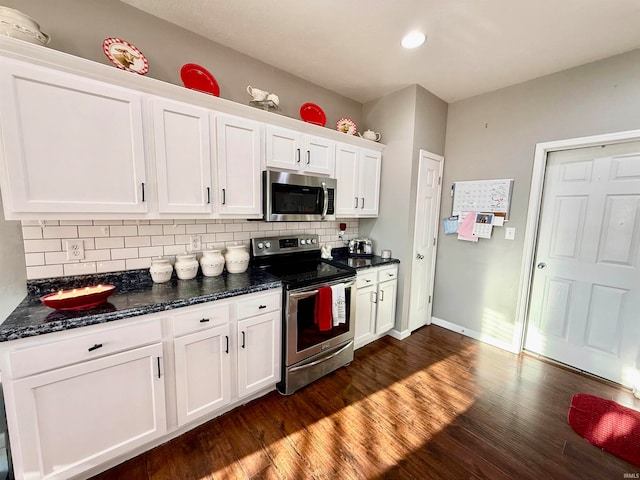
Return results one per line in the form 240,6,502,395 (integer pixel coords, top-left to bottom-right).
300,239,306,245
257,242,264,249
264,242,271,248
311,238,317,244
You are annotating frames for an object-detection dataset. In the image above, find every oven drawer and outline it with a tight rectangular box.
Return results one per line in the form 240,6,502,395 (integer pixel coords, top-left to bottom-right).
356,270,377,289
172,302,230,337
236,291,281,319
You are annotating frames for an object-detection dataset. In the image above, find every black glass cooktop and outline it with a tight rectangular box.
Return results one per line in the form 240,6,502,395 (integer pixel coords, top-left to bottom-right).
259,259,354,289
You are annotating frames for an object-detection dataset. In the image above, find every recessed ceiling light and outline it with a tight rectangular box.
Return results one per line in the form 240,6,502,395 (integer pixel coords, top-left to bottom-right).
401,31,426,49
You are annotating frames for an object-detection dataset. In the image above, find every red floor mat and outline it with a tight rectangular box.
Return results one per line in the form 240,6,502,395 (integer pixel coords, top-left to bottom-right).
568,393,640,467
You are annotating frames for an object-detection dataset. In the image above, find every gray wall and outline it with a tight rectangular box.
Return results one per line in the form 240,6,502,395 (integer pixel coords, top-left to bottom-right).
5,0,363,128
435,48,640,348
361,85,448,333
0,195,26,321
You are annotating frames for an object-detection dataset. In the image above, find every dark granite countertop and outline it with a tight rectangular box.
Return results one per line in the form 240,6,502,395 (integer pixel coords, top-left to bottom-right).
0,268,281,343
327,248,400,271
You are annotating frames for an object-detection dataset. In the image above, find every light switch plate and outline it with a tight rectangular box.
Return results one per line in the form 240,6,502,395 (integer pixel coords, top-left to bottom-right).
505,227,516,240
66,240,85,260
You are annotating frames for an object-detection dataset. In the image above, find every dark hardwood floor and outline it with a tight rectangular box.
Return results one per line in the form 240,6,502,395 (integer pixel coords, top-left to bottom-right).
91,325,639,479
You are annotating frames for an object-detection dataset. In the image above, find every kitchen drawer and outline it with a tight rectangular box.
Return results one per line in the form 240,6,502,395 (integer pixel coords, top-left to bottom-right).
356,270,377,289
377,265,398,282
236,291,281,319
172,302,230,337
9,319,162,379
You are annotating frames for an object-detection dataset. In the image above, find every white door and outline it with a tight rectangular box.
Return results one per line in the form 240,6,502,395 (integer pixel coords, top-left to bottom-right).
335,143,359,216
358,149,382,216
525,141,640,387
303,135,334,176
237,311,280,398
408,150,443,332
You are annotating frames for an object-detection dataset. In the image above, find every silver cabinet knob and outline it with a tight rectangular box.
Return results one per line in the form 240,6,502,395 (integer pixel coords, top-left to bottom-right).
537,262,547,269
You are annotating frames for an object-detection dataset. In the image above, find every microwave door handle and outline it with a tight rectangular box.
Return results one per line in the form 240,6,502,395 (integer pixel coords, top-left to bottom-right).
321,182,328,219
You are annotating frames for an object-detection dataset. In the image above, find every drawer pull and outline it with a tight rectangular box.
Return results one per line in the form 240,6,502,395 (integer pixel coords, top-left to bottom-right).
88,343,103,352
365,279,372,283
258,304,267,309
241,331,246,349
157,357,162,378
200,318,210,323
225,335,229,354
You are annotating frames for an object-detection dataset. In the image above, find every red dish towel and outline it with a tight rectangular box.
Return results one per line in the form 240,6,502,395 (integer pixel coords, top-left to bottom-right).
568,393,640,467
314,286,333,331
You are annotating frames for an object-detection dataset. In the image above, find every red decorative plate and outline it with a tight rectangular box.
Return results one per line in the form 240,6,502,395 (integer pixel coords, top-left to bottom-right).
300,103,326,127
41,285,116,311
180,63,220,96
102,38,149,75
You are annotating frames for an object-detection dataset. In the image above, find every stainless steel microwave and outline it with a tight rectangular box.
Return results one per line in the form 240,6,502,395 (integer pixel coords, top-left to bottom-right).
263,170,336,222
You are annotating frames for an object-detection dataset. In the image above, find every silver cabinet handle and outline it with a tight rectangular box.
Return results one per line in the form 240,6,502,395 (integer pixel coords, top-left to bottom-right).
306,150,311,164
379,290,385,302
372,291,377,304
354,197,358,208
360,197,364,209
296,148,301,163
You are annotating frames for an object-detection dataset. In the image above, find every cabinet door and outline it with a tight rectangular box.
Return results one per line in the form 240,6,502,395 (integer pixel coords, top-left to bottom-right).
357,149,382,216
9,344,166,480
237,311,281,398
303,135,335,176
335,143,359,216
354,285,377,349
174,324,231,426
215,115,262,217
265,125,302,172
0,58,147,215
152,97,213,214
376,280,397,334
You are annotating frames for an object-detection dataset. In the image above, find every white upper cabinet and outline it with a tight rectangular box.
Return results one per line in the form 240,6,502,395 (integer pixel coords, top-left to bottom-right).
215,115,263,217
335,144,381,217
151,97,213,214
0,58,148,217
265,125,335,176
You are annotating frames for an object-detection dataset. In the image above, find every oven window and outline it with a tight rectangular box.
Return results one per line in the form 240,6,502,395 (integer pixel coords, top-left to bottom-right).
272,183,322,214
296,288,351,351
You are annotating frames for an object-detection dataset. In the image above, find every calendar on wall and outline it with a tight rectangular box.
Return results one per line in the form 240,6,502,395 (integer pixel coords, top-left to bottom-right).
451,179,514,219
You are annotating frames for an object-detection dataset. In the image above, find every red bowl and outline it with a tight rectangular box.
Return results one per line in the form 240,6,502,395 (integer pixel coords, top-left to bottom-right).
41,285,116,311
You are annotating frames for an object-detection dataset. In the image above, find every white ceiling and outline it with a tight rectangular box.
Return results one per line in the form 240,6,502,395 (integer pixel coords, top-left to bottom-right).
122,0,640,104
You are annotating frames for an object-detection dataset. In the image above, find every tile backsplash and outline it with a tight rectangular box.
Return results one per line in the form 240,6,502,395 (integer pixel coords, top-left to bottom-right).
21,219,359,280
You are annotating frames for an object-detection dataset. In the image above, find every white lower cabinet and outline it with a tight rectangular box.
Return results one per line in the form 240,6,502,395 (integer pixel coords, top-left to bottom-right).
354,264,399,349
1,289,282,480
3,318,166,480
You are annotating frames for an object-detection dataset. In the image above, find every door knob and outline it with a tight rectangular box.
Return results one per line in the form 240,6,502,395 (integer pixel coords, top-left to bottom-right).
537,262,546,269
416,253,424,260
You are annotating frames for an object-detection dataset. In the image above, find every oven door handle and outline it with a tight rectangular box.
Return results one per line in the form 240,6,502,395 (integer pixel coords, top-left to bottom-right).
288,340,354,373
289,280,355,299
321,181,328,219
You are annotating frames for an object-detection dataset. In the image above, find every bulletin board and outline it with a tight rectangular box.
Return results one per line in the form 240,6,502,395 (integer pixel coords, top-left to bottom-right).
451,179,514,219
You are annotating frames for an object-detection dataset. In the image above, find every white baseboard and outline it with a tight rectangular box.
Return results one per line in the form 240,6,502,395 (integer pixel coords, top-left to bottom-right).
431,317,520,353
388,328,411,341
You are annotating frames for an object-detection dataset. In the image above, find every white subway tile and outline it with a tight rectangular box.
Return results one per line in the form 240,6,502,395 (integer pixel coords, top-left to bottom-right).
26,265,64,279
45,251,77,264
151,235,175,246
24,239,61,253
78,226,110,238
110,225,138,237
139,246,164,258
206,223,226,233
125,236,151,248
96,260,126,273
21,220,41,226
24,253,44,266
126,258,151,270
93,220,123,226
258,223,274,231
216,232,234,242
124,219,150,225
64,263,97,276
225,223,243,233
163,224,185,235
138,225,164,236
22,226,43,240
285,222,299,230
111,248,139,260
79,238,96,250
233,232,251,241
164,244,188,255
59,220,93,226
186,224,207,234
95,237,124,249
174,235,191,245
85,250,111,262
42,226,79,239
195,219,216,224
174,219,196,225
150,220,174,225
200,234,216,244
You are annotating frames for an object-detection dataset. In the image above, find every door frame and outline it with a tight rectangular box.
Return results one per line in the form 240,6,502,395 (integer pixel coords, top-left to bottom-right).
513,128,640,352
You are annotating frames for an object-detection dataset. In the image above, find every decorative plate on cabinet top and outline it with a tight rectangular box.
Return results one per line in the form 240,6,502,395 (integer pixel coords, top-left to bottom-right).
41,285,116,311
336,117,357,135
300,102,326,127
102,38,149,75
180,63,221,96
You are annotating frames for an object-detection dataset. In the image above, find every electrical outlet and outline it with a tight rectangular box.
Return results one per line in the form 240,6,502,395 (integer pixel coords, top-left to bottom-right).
189,236,201,251
66,240,85,260
505,227,516,240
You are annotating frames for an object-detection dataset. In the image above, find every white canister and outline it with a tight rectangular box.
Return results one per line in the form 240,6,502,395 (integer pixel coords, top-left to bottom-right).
224,245,249,274
149,257,173,283
200,249,225,277
175,253,199,280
